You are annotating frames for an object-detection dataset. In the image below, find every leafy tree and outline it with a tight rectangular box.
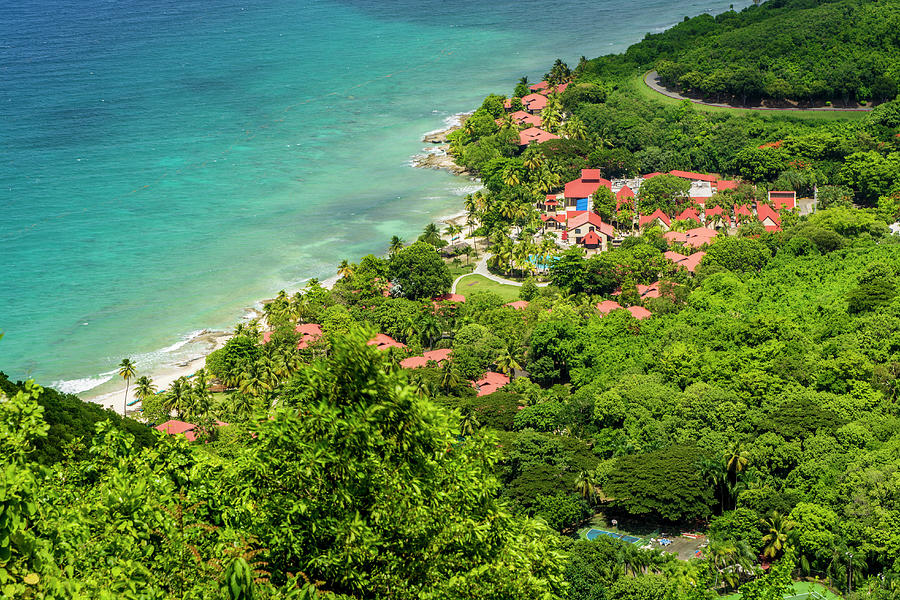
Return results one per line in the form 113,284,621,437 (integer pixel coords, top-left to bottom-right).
389,241,452,300
701,236,770,272
534,493,584,532
604,445,715,522
636,174,691,213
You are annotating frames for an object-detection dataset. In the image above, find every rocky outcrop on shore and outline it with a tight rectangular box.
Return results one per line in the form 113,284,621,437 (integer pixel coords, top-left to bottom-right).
413,112,473,176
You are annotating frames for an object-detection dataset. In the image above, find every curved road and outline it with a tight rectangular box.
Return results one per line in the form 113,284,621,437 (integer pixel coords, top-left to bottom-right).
452,254,551,293
643,70,872,112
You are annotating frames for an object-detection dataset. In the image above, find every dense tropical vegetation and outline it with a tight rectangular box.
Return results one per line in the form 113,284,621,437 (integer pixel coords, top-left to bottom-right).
6,1,900,598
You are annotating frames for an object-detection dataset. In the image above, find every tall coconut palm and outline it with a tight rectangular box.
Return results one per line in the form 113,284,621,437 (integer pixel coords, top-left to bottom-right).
563,115,588,140
495,345,522,379
117,358,137,417
165,377,191,419
389,235,404,257
459,409,480,437
134,376,157,405
762,512,794,559
522,150,544,173
192,369,212,418
573,469,598,504
337,259,354,279
418,314,442,349
446,224,462,243
502,165,522,188
439,360,461,394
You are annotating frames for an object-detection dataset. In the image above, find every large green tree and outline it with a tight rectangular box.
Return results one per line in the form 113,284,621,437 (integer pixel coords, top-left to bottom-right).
389,241,452,300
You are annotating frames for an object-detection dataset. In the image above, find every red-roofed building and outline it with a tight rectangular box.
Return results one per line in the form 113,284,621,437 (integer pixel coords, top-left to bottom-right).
155,419,229,442
768,190,796,211
472,371,511,396
596,300,623,314
530,81,549,92
296,323,323,349
261,331,273,345
566,211,615,251
639,209,671,230
434,293,466,303
715,179,739,191
734,204,754,224
664,231,687,244
367,334,407,351
669,170,718,183
676,208,702,224
505,300,530,310
400,348,452,369
564,169,613,208
521,93,548,114
510,110,542,127
664,250,687,263
757,204,781,231
643,172,664,179
518,127,559,146
627,306,652,320
678,252,705,273
684,227,718,249
503,98,513,110
704,205,732,229
554,82,569,94
616,185,635,209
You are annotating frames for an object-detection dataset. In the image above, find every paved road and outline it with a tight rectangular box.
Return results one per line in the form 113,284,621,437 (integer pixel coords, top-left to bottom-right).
643,70,871,112
452,254,551,293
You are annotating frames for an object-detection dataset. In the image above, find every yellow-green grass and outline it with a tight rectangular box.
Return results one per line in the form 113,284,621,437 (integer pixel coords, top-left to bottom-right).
722,580,841,600
629,73,868,121
455,274,521,302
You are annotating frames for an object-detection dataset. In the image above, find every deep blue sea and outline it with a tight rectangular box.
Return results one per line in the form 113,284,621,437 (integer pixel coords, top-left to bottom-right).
0,0,750,397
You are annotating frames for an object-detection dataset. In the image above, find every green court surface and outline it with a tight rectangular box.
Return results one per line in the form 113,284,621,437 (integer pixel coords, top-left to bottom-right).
454,274,522,301
723,581,841,600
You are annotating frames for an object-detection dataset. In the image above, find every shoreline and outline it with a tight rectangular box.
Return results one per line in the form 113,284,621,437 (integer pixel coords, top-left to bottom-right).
77,115,477,412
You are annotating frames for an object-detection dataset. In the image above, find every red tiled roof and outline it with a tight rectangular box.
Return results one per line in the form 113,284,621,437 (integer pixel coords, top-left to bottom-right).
639,209,671,227
367,333,407,350
679,252,705,273
545,194,557,200
503,98,513,109
553,214,567,223
734,204,753,216
510,110,542,127
564,169,612,199
530,81,549,92
582,230,601,246
643,172,664,179
555,82,569,94
686,226,717,239
567,211,615,237
676,208,702,223
505,300,530,310
540,214,550,222
664,250,687,263
768,191,796,211
757,204,782,227
627,306,652,320
616,185,635,199
704,205,724,216
596,300,623,314
433,293,466,303
518,127,559,146
670,170,718,183
544,200,558,206
521,93,548,111
664,231,687,243
156,420,195,436
716,180,739,190
296,323,322,336
261,331,273,344
473,371,511,396
400,348,452,369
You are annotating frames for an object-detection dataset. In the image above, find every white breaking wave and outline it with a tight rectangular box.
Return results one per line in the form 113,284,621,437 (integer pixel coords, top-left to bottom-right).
53,373,115,395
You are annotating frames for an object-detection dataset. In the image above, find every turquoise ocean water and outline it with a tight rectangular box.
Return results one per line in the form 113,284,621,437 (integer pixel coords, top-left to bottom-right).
1,0,749,396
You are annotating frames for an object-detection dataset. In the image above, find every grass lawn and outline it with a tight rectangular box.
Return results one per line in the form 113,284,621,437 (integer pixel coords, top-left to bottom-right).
629,73,868,122
455,274,521,302
447,262,476,279
722,580,842,600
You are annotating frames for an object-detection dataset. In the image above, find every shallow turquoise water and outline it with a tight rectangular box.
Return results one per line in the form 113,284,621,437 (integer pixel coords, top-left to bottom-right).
0,0,749,393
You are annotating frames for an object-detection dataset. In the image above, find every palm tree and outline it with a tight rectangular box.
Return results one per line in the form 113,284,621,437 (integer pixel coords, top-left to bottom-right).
337,259,353,279
389,235,404,256
725,442,750,480
439,360,461,394
418,314,441,349
421,222,443,246
563,115,588,140
502,165,521,188
459,409,480,437
117,358,137,417
495,345,522,379
192,369,212,418
446,224,462,243
762,512,794,559
522,150,544,173
165,377,192,419
573,469,598,504
134,376,157,405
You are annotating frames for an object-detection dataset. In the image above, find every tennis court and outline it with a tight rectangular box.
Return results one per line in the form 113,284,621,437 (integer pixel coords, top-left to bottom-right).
585,529,641,544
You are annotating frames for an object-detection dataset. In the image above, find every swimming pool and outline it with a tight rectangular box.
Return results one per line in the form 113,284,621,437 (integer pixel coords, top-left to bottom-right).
585,529,641,544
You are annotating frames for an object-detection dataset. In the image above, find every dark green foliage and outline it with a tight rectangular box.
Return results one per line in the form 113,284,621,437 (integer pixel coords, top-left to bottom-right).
604,445,714,521
389,241,452,300
458,391,521,431
0,372,155,465
702,236,771,273
534,493,586,532
766,399,845,440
